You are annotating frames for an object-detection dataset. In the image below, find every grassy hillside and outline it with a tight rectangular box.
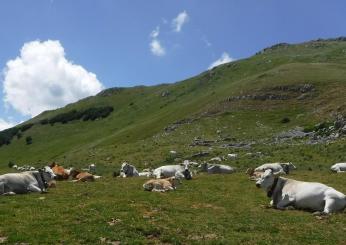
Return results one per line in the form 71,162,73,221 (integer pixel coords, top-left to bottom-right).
1,38,346,171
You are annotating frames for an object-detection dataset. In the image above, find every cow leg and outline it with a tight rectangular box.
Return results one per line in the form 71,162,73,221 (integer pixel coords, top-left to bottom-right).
27,184,43,193
323,198,344,214
276,194,294,210
0,182,5,195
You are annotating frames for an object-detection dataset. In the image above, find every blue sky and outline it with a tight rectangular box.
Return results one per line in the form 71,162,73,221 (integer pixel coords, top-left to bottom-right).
1,0,346,128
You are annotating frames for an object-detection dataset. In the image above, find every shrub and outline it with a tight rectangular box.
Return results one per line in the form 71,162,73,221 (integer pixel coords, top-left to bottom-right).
19,123,34,132
281,117,290,123
0,127,20,147
40,119,49,125
26,136,33,145
46,106,114,125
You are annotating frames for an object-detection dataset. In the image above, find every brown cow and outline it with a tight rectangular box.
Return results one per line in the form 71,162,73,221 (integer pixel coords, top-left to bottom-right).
49,162,69,180
69,169,101,182
143,177,180,192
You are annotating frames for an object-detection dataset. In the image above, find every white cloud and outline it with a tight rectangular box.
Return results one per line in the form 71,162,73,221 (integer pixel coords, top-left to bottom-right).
150,26,160,39
208,52,234,69
2,40,104,117
172,10,189,32
150,39,165,56
149,26,165,56
0,118,15,131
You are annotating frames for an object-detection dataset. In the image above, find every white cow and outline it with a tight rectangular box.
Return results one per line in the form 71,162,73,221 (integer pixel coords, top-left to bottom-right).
227,153,238,160
199,162,236,174
256,169,346,214
153,162,192,180
330,163,346,173
0,166,56,195
119,162,139,177
138,168,154,177
255,162,296,174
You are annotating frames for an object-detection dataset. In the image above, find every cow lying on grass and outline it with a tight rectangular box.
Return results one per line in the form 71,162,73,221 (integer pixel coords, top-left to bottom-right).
153,163,192,180
0,166,56,195
330,163,346,173
143,177,179,192
256,169,346,214
119,162,139,177
50,163,70,180
255,162,296,174
69,169,101,182
199,162,236,174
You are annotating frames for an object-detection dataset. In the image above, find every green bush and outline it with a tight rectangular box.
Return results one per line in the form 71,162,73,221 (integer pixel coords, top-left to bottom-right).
26,136,33,145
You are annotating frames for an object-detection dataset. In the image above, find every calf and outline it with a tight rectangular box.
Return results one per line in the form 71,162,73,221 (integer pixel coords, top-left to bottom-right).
143,177,179,192
256,169,346,214
69,169,101,182
330,163,346,173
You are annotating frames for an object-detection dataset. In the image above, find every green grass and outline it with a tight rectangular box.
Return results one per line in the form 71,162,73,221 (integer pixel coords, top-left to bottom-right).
0,38,346,243
0,171,345,244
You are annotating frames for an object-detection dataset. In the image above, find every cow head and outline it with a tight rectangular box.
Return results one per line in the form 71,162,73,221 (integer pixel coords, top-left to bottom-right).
255,169,277,191
40,166,56,183
281,162,296,171
120,162,132,175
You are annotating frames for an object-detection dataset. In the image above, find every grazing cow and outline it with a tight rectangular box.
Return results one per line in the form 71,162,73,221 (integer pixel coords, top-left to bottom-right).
153,162,192,180
199,162,236,174
69,169,101,182
330,163,346,173
256,169,346,214
143,177,180,192
50,163,70,180
246,168,263,180
119,162,139,177
255,162,296,174
0,166,56,195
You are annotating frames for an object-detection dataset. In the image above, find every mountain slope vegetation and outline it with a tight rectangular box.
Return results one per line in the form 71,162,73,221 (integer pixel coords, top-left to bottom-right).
1,38,346,171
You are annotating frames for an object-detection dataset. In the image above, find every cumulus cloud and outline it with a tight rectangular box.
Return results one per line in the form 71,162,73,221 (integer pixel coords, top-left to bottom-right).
149,26,165,56
0,118,14,131
150,39,166,56
208,52,234,69
2,40,104,117
172,10,189,32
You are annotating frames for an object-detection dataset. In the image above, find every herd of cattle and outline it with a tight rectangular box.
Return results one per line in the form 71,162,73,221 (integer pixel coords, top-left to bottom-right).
0,159,346,215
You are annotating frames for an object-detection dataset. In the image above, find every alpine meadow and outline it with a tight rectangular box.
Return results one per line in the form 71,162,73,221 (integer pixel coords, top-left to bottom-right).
0,38,346,244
